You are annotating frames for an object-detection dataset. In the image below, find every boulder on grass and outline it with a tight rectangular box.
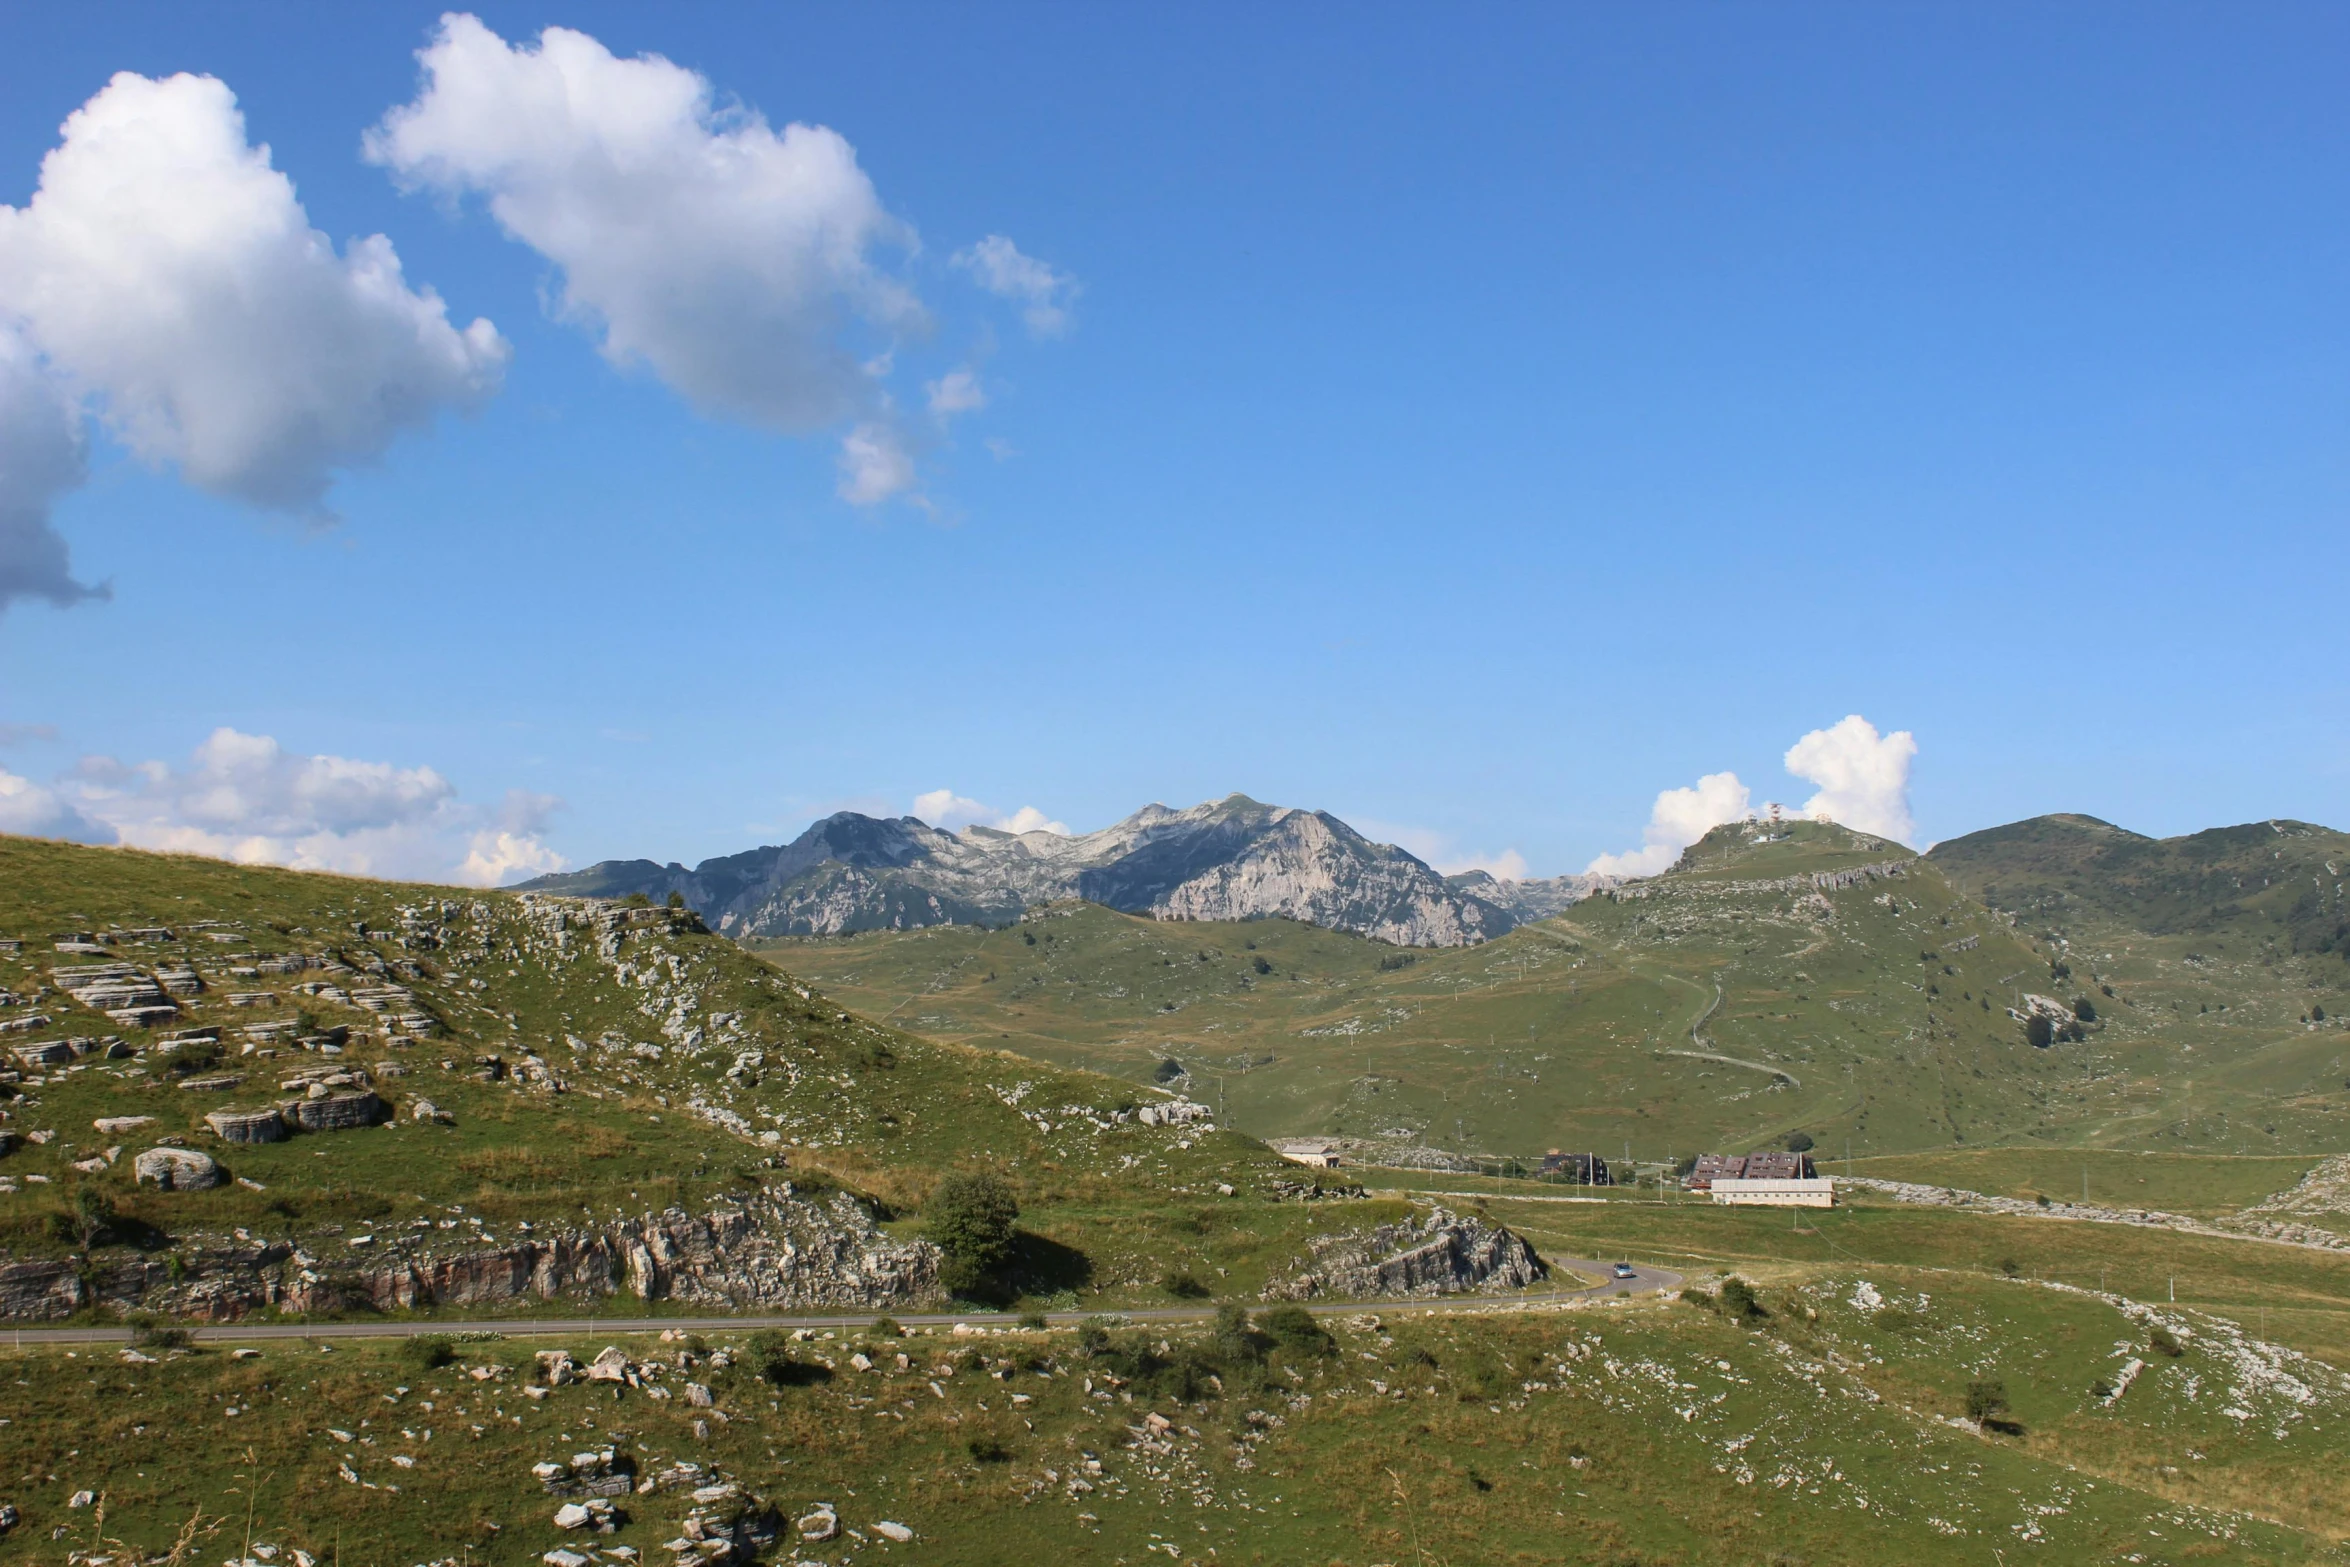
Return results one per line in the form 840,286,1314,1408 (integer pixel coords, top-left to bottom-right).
205,1107,287,1144
134,1147,223,1191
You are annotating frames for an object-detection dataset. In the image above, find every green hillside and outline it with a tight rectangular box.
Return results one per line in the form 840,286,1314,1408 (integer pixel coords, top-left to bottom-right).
0,834,1337,1307
1930,815,2350,953
8,832,2350,1563
769,820,2350,1168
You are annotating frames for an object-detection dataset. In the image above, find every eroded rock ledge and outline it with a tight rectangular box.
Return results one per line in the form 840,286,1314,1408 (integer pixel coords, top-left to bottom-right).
0,1186,939,1321
1263,1206,1544,1300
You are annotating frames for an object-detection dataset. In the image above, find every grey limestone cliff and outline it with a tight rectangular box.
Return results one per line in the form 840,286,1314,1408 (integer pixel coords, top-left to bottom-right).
525,794,1528,947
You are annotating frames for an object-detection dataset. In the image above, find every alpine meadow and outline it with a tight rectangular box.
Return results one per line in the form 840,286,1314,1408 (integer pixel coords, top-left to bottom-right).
2,6,2347,1567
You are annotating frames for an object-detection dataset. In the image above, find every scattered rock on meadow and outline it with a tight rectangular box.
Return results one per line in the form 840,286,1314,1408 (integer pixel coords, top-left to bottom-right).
133,1146,223,1191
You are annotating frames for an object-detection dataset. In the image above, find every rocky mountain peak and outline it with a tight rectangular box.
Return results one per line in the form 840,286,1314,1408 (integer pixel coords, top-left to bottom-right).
521,794,1570,947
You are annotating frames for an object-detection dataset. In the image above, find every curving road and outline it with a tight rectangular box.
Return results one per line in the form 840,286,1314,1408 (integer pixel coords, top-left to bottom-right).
0,1257,1682,1346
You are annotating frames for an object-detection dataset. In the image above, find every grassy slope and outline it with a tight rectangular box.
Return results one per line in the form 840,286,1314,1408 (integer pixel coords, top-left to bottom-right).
766,821,2350,1176
12,834,2350,1561
4,1214,2345,1566
0,835,1314,1301
1925,815,2350,1154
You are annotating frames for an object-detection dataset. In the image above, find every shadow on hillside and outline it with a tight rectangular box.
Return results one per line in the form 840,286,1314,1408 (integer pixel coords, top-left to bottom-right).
1005,1231,1093,1300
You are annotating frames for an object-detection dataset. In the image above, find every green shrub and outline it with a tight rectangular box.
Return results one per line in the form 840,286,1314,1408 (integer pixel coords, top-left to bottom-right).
404,1335,458,1371
1718,1277,1764,1321
126,1314,191,1350
1017,1311,1048,1332
1964,1378,2010,1424
966,1437,1011,1464
2149,1325,2184,1358
1259,1304,1333,1357
1212,1303,1269,1366
1158,1270,1211,1299
871,1316,903,1338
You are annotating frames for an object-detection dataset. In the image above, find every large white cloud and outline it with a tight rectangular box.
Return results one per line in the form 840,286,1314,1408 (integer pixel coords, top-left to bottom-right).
368,14,925,500
1585,770,1752,879
0,70,506,516
1785,714,1918,844
0,764,108,844
0,325,97,612
953,235,1078,337
57,727,563,887
912,788,1069,837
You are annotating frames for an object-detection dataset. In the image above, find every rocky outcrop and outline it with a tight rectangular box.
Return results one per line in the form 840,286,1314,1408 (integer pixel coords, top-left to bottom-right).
205,1107,287,1143
283,1091,388,1132
133,1147,223,1190
1262,1206,1545,1301
0,1185,942,1321
523,793,1522,947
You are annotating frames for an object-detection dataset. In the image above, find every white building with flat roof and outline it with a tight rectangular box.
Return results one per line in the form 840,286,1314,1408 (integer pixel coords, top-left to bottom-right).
1709,1176,1835,1208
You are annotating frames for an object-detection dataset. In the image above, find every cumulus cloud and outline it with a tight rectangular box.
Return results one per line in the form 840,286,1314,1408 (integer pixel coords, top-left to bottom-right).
0,765,109,843
1359,819,1531,882
0,70,506,517
1785,714,1917,844
0,326,98,614
913,788,1069,837
1585,770,1752,879
837,420,918,506
926,367,987,418
953,235,1078,337
59,727,563,886
370,14,920,447
458,790,567,885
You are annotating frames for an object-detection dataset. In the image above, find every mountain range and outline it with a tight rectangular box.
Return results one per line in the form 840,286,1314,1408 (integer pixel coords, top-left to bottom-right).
518,793,1598,946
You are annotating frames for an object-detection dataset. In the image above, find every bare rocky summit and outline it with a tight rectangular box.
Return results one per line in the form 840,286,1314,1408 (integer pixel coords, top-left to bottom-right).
526,793,1568,947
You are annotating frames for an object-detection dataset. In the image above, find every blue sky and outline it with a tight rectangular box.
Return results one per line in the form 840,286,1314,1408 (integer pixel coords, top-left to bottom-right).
0,3,2344,884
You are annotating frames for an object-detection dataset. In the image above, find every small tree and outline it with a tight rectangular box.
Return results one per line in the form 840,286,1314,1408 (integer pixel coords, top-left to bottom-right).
1783,1130,1815,1153
2025,1014,2055,1049
928,1173,1019,1297
665,891,686,910
63,1186,115,1251
2072,997,2098,1022
1964,1378,2010,1424
1153,1058,1186,1084
1718,1277,1764,1321
2148,1325,2184,1358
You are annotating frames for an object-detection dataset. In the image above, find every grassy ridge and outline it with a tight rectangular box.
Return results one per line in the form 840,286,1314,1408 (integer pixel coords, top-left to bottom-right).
764,821,2350,1173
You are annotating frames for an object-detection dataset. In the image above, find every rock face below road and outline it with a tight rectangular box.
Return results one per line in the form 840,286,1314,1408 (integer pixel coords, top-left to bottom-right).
1263,1206,1545,1300
0,1186,941,1321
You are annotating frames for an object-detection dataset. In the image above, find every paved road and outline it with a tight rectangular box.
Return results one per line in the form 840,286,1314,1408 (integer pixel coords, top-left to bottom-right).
0,1258,1681,1346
